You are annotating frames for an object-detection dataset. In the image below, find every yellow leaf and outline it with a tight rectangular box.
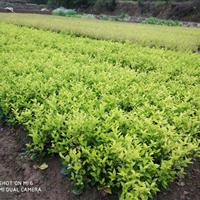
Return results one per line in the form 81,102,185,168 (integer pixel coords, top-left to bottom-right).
38,163,48,170
104,187,112,194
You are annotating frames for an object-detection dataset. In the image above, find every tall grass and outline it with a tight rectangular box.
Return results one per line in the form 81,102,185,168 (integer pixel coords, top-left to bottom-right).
0,13,200,52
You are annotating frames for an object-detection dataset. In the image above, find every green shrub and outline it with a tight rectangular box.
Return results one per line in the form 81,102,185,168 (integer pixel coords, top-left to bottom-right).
142,17,182,26
52,7,77,16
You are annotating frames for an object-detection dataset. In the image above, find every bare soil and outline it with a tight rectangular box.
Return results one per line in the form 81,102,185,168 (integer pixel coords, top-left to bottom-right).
0,124,199,200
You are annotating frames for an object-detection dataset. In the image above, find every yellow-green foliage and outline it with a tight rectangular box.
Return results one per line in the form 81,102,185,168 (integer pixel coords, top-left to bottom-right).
0,23,200,200
0,13,200,52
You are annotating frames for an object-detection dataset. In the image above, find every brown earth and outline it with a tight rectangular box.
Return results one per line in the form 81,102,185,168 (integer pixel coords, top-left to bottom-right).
154,159,200,200
0,124,115,200
0,124,199,200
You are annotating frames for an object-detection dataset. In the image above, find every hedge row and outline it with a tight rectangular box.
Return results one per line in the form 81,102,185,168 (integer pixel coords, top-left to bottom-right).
0,23,199,199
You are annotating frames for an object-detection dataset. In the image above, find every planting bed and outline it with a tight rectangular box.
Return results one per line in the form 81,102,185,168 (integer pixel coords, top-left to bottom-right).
0,13,200,52
0,124,199,200
0,23,200,199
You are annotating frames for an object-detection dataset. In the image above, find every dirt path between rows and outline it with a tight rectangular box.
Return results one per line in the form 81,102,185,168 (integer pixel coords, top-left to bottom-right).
0,124,199,200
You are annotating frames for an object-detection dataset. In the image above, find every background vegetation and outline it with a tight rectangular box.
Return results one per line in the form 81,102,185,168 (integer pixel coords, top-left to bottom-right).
31,0,195,7
31,0,117,10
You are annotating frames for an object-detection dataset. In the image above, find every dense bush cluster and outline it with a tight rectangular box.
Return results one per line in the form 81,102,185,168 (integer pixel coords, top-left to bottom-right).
143,17,182,26
0,23,200,199
52,7,77,16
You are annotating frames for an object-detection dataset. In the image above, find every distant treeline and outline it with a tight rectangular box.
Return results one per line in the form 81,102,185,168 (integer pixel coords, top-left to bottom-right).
31,0,197,10
31,0,117,10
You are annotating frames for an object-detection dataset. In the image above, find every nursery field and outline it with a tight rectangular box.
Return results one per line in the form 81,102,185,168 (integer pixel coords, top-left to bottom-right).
0,13,200,52
0,22,200,200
